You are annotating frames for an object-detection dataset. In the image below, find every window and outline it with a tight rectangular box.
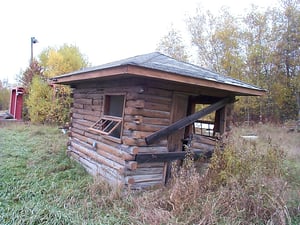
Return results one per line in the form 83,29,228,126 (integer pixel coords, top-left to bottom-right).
90,94,125,141
193,104,215,137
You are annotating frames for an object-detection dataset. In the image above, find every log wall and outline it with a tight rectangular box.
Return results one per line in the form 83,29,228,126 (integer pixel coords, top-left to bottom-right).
67,79,229,189
68,81,173,188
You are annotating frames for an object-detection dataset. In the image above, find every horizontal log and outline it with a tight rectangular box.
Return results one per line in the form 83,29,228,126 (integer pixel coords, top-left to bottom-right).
73,103,84,109
146,87,172,98
69,149,124,184
137,162,165,168
73,118,94,127
132,146,168,154
83,114,100,123
133,131,154,139
124,115,170,126
126,92,172,105
144,101,171,111
75,98,93,105
125,167,163,176
129,181,163,189
125,161,138,170
94,140,134,161
84,104,102,111
135,150,214,163
71,140,125,173
124,122,165,132
126,100,145,109
72,122,88,132
71,127,85,136
145,97,234,145
125,174,163,184
72,108,101,116
125,107,170,119
122,137,168,147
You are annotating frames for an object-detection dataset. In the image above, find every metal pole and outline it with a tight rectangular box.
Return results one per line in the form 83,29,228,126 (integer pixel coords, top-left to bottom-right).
30,37,38,64
30,37,33,64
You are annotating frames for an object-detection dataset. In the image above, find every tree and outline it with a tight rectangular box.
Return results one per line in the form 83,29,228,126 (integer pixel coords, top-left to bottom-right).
156,26,190,62
187,1,300,123
25,44,89,124
0,80,10,110
187,7,244,80
39,44,89,78
18,59,44,90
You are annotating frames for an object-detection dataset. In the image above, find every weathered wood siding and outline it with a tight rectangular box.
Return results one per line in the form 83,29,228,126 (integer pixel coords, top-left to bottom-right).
68,81,173,188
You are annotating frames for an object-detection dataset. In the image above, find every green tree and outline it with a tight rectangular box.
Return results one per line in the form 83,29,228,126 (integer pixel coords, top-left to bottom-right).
26,76,53,123
18,59,44,90
156,26,190,62
187,1,300,123
187,7,244,79
40,44,89,78
26,44,89,124
0,81,10,110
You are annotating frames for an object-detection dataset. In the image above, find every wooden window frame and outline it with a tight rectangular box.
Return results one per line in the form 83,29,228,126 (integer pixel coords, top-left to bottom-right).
89,93,125,143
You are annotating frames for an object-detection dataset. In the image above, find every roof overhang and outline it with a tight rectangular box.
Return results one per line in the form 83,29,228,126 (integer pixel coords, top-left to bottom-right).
52,64,266,96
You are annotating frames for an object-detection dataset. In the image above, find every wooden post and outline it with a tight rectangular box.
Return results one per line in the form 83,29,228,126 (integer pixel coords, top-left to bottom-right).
145,97,235,145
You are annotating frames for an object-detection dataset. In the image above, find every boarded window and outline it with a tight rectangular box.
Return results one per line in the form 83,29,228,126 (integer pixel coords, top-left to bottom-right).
90,94,125,140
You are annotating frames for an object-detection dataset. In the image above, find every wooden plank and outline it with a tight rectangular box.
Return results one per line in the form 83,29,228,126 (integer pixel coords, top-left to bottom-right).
71,127,85,136
135,150,213,163
126,100,145,109
132,146,168,154
73,103,84,109
72,108,101,116
71,140,125,173
125,174,163,183
124,115,169,126
125,161,138,170
126,92,172,105
125,167,163,176
145,97,234,145
75,98,93,105
68,148,124,184
125,107,170,119
124,122,165,132
122,137,168,147
144,101,171,111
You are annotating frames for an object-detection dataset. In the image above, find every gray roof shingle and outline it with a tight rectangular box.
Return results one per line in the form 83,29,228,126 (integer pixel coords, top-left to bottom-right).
55,52,264,92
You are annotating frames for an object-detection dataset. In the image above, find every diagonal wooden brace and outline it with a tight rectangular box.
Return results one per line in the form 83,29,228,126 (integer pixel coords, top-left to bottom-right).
145,97,235,145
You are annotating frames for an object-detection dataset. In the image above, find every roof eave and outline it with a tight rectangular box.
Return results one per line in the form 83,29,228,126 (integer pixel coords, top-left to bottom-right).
52,64,266,96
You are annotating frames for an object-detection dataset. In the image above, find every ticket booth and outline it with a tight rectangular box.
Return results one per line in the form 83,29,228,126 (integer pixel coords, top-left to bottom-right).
9,87,24,120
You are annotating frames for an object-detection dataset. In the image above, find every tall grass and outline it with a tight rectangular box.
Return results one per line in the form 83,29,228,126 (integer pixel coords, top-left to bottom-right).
0,123,299,224
0,124,131,225
131,125,300,225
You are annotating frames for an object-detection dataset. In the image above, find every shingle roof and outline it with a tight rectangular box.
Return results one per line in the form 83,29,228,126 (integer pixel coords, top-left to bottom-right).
54,52,265,93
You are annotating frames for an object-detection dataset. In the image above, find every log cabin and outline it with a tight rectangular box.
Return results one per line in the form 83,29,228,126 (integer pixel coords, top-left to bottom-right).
52,52,265,189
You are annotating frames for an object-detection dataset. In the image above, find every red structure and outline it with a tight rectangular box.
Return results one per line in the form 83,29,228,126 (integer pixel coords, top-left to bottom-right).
9,87,24,120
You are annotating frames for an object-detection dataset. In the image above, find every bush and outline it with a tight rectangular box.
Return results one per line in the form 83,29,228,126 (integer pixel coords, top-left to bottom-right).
25,76,71,125
0,87,10,110
132,127,293,225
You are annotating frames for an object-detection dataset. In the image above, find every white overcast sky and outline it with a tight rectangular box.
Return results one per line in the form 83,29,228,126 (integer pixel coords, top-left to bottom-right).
0,0,277,83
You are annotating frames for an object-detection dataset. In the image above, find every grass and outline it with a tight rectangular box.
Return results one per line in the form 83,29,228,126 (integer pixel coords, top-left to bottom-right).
0,123,299,224
0,124,131,225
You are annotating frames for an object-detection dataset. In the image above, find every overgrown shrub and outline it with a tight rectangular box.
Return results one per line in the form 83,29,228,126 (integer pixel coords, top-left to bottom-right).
0,87,10,110
25,76,72,125
132,128,292,225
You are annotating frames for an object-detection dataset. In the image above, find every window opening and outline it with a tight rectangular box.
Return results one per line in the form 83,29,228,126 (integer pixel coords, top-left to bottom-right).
90,94,125,139
193,104,215,137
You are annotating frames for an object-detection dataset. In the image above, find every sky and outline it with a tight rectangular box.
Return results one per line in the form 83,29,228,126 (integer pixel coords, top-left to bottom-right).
0,0,277,84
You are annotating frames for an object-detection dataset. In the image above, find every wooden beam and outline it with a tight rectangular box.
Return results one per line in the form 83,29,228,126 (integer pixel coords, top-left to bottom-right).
145,97,234,145
135,150,213,163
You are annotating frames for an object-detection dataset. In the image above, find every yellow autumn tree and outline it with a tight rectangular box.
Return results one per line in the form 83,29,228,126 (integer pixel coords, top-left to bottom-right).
26,44,89,124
